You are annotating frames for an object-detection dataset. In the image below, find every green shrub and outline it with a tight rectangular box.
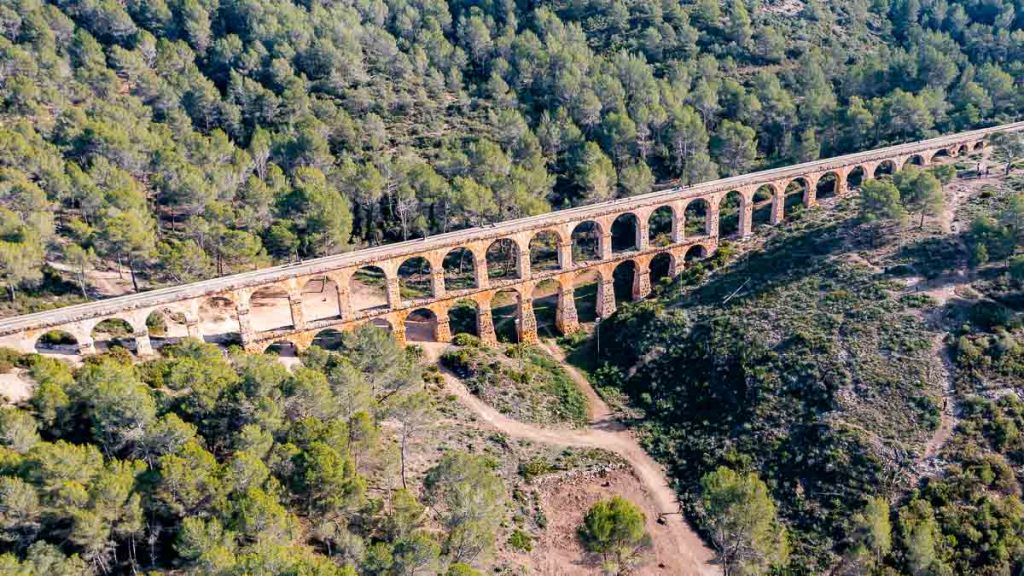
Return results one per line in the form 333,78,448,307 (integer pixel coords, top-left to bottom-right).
508,529,533,552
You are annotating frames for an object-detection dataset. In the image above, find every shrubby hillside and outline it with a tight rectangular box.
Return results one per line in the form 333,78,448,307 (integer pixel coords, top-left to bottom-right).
2,0,1024,310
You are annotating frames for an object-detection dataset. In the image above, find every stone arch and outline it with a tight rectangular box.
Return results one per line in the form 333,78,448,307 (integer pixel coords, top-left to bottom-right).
442,247,476,292
847,166,867,190
957,144,969,156
398,256,433,301
611,212,641,253
300,276,341,323
930,149,951,163
265,340,298,357
490,288,522,343
611,260,638,305
685,243,708,262
783,178,809,217
311,328,345,351
571,221,602,263
973,141,985,151
249,285,293,332
907,154,927,167
368,317,393,332
647,205,674,247
351,266,389,313
531,278,562,336
486,238,520,282
571,269,600,323
199,295,241,345
683,198,711,237
718,190,746,237
34,330,80,356
91,318,136,353
529,229,562,273
815,172,841,201
404,308,438,343
449,298,479,337
752,184,774,227
874,159,897,179
649,252,674,289
145,308,188,348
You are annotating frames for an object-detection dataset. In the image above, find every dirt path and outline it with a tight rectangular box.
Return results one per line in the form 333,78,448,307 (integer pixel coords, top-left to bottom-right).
441,345,719,575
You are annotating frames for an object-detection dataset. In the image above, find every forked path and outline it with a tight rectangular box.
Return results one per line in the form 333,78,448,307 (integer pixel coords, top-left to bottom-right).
440,343,719,575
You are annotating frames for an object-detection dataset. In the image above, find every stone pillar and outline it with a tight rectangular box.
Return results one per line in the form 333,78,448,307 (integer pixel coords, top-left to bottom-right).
836,172,848,196
557,240,573,270
556,286,580,334
474,255,490,290
632,264,651,301
337,278,353,319
78,336,96,356
739,197,754,238
185,316,203,340
288,293,305,330
599,233,613,260
431,269,446,299
770,192,784,225
236,303,255,346
385,275,401,308
706,207,720,237
672,211,685,244
636,222,649,252
435,308,452,343
804,179,818,208
477,307,497,346
134,330,154,356
518,249,531,280
668,252,684,277
518,298,539,344
392,319,406,346
596,277,616,319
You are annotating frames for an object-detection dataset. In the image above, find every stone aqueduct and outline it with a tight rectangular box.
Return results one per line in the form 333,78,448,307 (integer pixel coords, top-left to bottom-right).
1,122,1022,357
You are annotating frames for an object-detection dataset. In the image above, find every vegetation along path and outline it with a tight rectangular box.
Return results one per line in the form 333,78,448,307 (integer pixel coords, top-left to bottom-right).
440,343,719,575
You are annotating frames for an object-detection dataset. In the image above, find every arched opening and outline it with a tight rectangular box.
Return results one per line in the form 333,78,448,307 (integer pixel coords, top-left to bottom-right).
930,149,951,164
612,260,637,305
145,308,188,348
351,266,389,312
443,248,476,292
404,308,438,343
815,173,839,201
311,329,345,351
685,244,708,262
684,199,710,237
957,144,969,156
529,230,561,273
490,289,521,343
91,318,135,353
398,257,433,301
200,296,241,345
34,330,79,356
650,253,673,291
301,276,341,323
847,166,866,190
532,279,561,337
249,286,293,332
369,317,393,332
874,160,896,179
907,155,926,167
752,185,774,227
571,221,602,263
572,270,600,323
718,191,744,237
974,142,985,151
784,179,808,218
265,341,298,357
611,213,640,253
648,206,674,247
449,299,479,337
487,238,520,282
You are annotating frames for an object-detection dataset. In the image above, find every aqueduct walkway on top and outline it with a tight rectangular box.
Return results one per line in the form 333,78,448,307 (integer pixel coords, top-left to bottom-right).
1,121,1021,356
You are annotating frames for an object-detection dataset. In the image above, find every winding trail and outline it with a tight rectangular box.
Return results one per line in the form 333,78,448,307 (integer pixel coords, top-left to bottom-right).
439,342,719,575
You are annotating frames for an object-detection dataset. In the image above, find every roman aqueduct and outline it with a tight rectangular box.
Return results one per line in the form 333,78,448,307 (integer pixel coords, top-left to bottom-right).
1,122,1022,357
